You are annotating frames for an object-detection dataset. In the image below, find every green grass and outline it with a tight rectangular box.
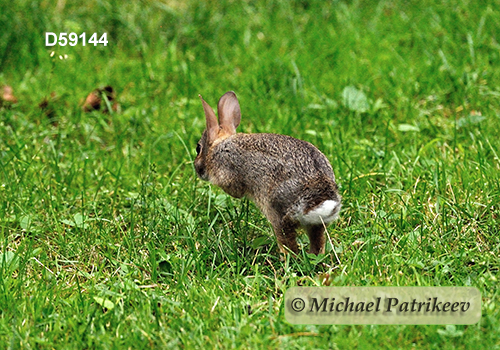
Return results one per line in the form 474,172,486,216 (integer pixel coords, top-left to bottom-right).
1,0,499,348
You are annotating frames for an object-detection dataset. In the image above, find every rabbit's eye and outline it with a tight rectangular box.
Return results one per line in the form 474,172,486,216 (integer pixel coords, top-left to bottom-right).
196,143,201,155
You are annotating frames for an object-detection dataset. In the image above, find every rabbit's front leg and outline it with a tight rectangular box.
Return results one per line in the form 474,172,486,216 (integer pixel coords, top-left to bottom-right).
305,224,326,255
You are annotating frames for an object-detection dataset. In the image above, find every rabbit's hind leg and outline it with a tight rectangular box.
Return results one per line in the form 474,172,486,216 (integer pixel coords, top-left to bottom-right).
305,224,326,255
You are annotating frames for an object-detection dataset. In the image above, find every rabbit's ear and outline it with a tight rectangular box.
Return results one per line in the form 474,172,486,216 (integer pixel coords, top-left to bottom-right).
199,95,219,142
217,91,241,135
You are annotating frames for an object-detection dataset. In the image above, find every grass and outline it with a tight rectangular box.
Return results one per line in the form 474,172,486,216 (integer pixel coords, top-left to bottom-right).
1,0,499,348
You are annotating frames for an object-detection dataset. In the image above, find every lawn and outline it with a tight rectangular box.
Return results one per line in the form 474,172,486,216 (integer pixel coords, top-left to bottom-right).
1,0,499,348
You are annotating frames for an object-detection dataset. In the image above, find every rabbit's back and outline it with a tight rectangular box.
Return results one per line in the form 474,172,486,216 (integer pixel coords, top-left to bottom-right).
216,133,335,181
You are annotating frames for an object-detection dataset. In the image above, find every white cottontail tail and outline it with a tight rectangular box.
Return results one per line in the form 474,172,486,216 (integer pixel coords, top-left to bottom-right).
195,91,341,255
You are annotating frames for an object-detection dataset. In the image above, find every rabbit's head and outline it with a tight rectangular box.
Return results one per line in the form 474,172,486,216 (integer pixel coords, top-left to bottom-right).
194,91,241,180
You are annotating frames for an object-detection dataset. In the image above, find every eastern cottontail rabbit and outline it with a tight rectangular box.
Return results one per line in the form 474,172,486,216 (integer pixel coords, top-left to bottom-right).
195,91,341,255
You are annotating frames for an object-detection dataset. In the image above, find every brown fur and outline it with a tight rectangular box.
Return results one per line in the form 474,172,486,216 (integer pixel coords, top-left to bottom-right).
195,91,341,255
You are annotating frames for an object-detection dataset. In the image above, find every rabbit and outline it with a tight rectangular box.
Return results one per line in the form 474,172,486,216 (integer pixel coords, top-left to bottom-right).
194,91,341,255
